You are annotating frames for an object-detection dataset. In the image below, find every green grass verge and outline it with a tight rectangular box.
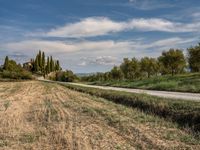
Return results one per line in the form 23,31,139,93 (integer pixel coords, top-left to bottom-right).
88,73,200,93
60,83,200,135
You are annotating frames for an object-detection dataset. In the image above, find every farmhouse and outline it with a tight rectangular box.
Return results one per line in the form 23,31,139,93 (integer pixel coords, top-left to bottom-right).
23,61,33,71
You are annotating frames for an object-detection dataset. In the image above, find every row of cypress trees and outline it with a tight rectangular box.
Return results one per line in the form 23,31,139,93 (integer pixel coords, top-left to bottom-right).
32,50,61,75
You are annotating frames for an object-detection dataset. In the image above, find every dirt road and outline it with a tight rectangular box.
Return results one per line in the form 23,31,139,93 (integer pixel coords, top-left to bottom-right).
0,81,199,149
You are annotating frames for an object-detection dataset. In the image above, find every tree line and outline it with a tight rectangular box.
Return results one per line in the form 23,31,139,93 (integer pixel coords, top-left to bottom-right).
30,50,61,76
82,43,200,81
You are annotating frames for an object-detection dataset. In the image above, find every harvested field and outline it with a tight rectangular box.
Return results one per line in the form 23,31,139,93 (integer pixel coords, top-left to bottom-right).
0,81,199,150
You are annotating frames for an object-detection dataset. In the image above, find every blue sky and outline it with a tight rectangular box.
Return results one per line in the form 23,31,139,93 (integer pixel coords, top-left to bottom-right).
0,0,200,73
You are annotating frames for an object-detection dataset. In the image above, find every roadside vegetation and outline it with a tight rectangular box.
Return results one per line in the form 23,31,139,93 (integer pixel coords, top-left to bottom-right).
0,81,199,149
81,43,200,93
60,82,200,135
88,73,200,93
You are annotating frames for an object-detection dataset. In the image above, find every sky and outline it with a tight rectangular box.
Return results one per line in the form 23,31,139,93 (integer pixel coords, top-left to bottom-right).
0,0,200,73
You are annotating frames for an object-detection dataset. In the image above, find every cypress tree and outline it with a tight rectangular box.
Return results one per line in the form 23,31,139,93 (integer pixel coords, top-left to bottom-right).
3,56,9,70
46,56,50,74
50,56,54,72
38,50,42,70
34,55,39,72
42,51,45,72
55,60,60,71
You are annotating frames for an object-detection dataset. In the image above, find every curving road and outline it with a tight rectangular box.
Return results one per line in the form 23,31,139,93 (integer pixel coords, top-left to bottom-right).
39,78,200,101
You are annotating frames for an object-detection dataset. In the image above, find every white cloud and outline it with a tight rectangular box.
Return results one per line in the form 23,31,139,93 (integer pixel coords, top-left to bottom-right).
35,17,200,38
1,39,132,54
46,17,125,38
2,37,197,55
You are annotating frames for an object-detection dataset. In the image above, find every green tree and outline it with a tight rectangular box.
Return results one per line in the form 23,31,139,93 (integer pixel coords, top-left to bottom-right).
140,57,159,78
46,57,50,74
55,70,78,82
120,58,140,80
50,56,54,72
55,60,60,71
110,66,124,80
3,56,9,70
38,50,42,69
188,43,200,72
158,49,186,76
34,55,40,72
42,51,45,71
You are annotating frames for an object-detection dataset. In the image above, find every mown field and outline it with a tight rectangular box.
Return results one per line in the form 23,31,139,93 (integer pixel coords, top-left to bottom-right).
88,73,200,93
0,81,199,150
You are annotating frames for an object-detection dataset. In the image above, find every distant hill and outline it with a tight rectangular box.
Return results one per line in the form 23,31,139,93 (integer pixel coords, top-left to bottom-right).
76,73,97,77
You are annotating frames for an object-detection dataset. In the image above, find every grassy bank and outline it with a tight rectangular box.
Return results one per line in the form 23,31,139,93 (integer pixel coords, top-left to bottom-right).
60,83,200,135
87,73,200,93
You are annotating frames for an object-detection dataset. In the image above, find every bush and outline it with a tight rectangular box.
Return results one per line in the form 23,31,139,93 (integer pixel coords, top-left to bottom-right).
2,70,32,80
54,70,78,82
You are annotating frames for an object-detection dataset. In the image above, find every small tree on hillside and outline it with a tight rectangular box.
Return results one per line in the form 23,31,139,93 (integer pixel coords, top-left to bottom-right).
158,49,186,76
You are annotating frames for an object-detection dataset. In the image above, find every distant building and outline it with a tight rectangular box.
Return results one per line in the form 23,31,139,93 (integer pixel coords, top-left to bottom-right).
23,61,33,71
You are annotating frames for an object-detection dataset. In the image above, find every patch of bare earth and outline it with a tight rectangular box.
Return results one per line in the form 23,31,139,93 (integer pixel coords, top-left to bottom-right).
0,81,199,150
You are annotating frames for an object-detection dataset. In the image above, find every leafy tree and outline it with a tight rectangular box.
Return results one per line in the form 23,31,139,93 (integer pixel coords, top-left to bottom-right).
110,66,124,80
140,57,159,78
3,56,9,70
158,49,186,76
188,43,200,72
55,70,78,82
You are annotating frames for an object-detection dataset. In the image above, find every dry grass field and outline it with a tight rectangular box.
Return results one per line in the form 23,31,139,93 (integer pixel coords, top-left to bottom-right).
0,81,199,150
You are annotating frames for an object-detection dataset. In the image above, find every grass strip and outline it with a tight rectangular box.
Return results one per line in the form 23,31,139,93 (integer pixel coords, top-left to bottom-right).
60,83,200,135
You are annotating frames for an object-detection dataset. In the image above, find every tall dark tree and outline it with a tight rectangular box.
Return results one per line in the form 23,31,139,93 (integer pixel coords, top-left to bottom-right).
3,56,9,70
46,56,50,74
50,56,54,72
42,51,45,71
38,50,42,69
188,43,200,72
55,60,60,71
34,55,40,72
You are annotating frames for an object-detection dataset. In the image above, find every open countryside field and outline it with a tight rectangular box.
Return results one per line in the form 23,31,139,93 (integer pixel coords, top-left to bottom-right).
0,81,199,150
88,73,200,93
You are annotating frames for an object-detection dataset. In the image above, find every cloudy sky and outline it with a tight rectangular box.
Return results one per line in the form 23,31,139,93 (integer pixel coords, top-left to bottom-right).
0,0,200,73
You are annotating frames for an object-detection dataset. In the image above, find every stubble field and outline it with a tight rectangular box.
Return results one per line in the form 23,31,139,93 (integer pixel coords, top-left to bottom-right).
0,81,199,150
